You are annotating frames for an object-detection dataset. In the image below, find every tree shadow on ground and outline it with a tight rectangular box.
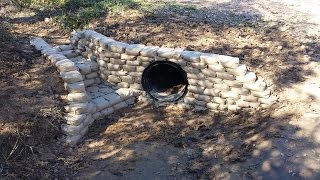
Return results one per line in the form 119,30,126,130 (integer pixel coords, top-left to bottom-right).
77,103,320,179
5,0,320,92
95,0,319,92
0,21,72,179
1,0,320,179
69,1,320,179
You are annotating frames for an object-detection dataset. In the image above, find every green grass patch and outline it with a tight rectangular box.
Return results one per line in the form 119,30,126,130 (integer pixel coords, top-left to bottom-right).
56,2,107,29
57,0,139,29
16,0,67,8
16,0,202,29
17,0,141,29
0,23,11,46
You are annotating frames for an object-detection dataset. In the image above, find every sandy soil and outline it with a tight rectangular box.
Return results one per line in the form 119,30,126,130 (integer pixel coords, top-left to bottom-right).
1,0,320,179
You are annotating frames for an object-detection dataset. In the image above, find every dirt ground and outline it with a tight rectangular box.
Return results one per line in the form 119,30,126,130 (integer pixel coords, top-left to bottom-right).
1,0,320,179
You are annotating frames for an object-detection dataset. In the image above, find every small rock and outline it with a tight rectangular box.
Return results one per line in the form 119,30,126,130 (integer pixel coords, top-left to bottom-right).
302,55,311,61
262,161,271,171
279,25,290,32
300,45,306,51
44,17,51,23
311,57,320,62
308,51,314,55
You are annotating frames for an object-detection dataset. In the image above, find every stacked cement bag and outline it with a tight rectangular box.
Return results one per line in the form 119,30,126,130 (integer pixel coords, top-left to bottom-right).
54,42,101,87
58,61,92,144
182,53,274,111
31,38,92,145
87,86,137,120
71,30,146,90
69,30,275,111
31,30,276,144
31,36,138,146
69,57,101,87
63,81,137,146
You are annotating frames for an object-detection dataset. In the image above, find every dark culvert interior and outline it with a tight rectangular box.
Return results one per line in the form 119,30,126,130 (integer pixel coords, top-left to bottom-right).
142,61,188,102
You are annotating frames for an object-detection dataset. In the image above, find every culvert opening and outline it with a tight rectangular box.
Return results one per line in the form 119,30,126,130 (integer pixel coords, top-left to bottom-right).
142,61,188,102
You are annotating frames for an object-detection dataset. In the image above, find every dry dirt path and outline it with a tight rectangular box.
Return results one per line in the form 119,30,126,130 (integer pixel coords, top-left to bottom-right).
171,0,320,38
74,103,320,180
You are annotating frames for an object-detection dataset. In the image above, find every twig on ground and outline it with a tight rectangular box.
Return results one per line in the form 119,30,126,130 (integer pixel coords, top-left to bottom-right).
4,137,19,162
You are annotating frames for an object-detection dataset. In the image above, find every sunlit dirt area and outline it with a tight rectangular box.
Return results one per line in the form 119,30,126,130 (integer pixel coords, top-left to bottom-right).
1,0,320,179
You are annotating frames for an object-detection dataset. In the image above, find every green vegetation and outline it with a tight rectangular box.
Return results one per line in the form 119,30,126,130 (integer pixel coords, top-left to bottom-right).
0,23,11,47
16,0,67,8
16,0,141,29
15,0,201,29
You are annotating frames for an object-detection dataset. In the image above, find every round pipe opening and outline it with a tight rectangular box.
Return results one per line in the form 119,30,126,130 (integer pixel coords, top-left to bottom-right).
142,61,188,102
